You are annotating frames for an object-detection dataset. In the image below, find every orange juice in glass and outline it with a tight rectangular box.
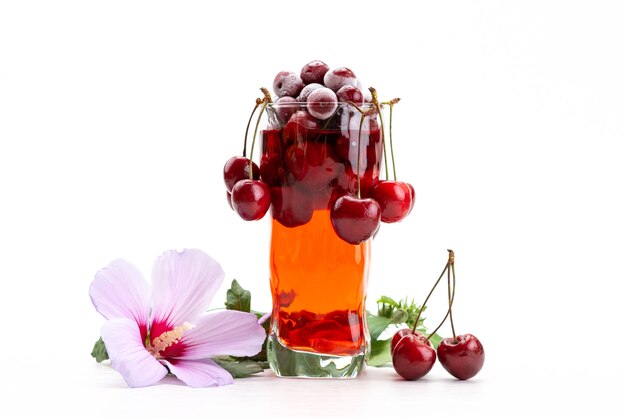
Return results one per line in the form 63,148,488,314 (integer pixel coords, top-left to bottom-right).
262,102,381,377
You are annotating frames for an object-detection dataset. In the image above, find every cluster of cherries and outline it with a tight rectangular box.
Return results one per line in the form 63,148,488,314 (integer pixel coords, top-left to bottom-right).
391,250,485,381
223,60,415,245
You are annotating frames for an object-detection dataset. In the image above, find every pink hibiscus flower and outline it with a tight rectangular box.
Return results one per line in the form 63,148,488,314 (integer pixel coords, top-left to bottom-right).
89,249,266,388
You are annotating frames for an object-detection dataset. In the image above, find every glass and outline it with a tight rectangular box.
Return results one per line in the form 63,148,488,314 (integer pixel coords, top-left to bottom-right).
261,102,382,378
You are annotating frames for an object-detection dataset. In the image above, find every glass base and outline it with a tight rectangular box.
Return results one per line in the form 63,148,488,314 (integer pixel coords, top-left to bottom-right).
267,334,366,378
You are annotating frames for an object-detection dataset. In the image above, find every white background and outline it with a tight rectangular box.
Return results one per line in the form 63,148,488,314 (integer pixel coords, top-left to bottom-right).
1,1,625,417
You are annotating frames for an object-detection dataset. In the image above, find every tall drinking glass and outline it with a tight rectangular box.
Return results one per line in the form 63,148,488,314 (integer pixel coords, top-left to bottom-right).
261,102,382,378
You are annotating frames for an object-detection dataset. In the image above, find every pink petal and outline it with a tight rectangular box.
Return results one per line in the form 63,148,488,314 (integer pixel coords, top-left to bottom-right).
101,318,168,388
177,310,266,360
89,259,151,342
160,359,233,388
150,249,224,331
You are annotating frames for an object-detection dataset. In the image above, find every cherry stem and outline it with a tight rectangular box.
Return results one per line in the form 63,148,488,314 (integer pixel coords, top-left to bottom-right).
242,99,262,157
411,253,450,334
357,115,365,199
370,87,389,180
449,260,458,341
248,97,269,179
386,99,400,181
426,250,457,341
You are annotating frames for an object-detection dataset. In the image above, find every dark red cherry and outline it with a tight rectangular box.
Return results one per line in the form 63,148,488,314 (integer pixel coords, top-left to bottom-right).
223,156,260,192
282,111,320,145
330,195,381,244
273,71,304,98
392,333,436,380
270,186,314,228
226,191,233,210
437,334,485,380
336,85,364,103
391,329,430,354
230,180,271,221
370,180,412,223
285,145,308,181
300,60,330,85
260,154,285,187
275,96,298,123
323,67,357,92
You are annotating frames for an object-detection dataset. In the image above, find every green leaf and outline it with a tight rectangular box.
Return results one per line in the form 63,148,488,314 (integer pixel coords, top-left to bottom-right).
213,356,266,378
376,295,399,307
367,338,392,367
91,337,109,363
225,279,251,312
366,311,393,341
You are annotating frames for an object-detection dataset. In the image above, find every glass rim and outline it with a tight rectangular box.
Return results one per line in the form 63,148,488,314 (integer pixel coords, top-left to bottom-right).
267,101,377,108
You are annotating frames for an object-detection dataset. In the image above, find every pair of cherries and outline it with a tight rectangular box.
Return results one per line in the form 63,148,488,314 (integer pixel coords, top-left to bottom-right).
224,155,270,221
391,250,485,381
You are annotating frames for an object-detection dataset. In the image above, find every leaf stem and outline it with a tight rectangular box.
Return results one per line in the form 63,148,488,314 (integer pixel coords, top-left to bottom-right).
357,114,365,198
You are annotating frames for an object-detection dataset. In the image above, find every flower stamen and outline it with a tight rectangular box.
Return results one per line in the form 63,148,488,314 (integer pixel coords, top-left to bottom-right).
147,322,194,358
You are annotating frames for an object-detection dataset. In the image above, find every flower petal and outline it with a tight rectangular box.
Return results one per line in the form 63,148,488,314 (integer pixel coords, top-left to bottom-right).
160,359,233,388
89,259,151,341
101,318,168,388
177,310,266,360
150,249,224,333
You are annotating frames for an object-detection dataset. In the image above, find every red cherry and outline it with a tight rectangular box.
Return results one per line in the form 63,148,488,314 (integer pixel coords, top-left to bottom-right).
336,85,364,103
285,145,308,182
273,71,304,98
407,182,416,213
323,67,357,92
437,334,485,380
390,329,430,354
226,191,233,210
392,333,436,380
282,111,319,145
231,180,271,221
300,60,330,85
223,156,260,192
330,195,381,244
275,96,298,123
270,186,314,228
370,180,412,223
260,154,285,186
307,87,338,120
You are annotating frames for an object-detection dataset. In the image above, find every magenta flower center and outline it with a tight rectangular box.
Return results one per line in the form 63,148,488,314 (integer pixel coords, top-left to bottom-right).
147,322,193,358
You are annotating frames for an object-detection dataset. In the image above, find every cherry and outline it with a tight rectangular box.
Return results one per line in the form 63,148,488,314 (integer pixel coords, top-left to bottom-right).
273,71,304,98
283,111,320,145
307,87,338,120
437,334,485,380
223,156,260,192
285,145,308,181
336,85,364,103
370,180,412,223
275,96,298,123
436,250,485,380
297,83,323,102
391,329,430,354
226,191,233,210
407,182,416,213
230,180,271,221
330,195,381,244
260,154,285,186
392,333,436,380
270,186,314,228
300,60,330,85
323,67,357,92
358,81,372,102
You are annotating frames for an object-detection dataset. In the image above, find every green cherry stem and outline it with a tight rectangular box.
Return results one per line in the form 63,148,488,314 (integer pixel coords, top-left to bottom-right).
357,114,365,198
411,252,451,334
248,98,269,179
370,87,389,180
386,98,400,181
426,249,457,341
242,99,262,157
